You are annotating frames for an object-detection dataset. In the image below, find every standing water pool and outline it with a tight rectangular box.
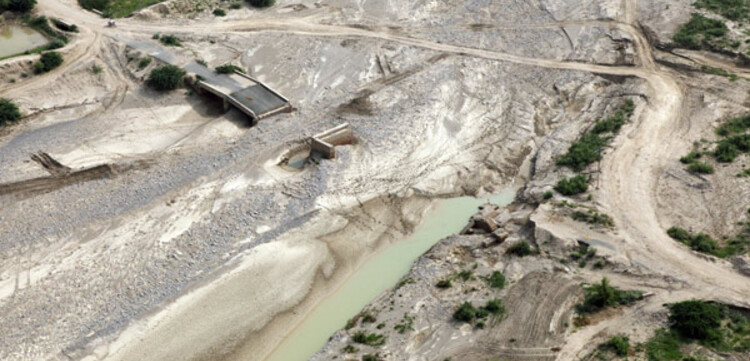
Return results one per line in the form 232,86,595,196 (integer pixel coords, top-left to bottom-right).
260,189,515,361
0,25,48,58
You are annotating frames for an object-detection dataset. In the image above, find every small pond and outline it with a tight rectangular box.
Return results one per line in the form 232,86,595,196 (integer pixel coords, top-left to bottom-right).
0,25,48,58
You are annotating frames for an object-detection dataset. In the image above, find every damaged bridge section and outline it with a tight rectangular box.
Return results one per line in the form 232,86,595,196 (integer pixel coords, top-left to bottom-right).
191,68,292,123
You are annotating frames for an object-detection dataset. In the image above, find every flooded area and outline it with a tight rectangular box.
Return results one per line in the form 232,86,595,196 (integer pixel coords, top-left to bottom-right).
0,25,48,58
262,190,515,361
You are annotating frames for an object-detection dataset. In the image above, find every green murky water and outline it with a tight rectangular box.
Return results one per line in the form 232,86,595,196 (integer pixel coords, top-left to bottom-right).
263,190,515,361
0,25,48,58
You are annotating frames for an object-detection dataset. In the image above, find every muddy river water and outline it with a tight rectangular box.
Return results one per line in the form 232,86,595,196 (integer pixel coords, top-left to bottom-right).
261,189,515,361
0,25,48,58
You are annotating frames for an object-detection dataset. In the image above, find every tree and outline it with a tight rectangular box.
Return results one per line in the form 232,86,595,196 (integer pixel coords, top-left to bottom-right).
147,65,186,91
2,0,37,12
554,175,589,196
246,0,274,8
0,98,21,125
668,300,721,340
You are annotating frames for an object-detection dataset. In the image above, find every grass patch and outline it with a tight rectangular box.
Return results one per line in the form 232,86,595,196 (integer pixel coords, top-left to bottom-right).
557,100,635,171
701,65,739,81
673,13,728,50
79,0,165,17
666,226,750,258
599,335,630,357
687,161,714,174
576,278,643,315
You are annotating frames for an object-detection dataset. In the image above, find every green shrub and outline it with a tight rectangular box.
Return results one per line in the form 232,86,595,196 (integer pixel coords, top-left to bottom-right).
342,345,358,353
394,313,414,334
673,14,728,50
666,227,749,258
91,64,103,74
543,190,554,200
485,271,505,289
453,302,479,322
159,35,182,47
600,335,630,356
147,65,186,91
2,0,37,12
247,0,274,7
212,8,226,16
138,57,152,70
215,63,246,74
229,2,241,8
506,241,533,257
456,270,473,281
680,151,702,164
362,355,379,361
0,98,22,126
556,133,608,171
668,300,722,340
351,331,385,346
572,209,614,227
687,162,714,174
52,19,78,32
435,279,452,288
483,298,505,315
78,0,109,12
554,175,589,196
576,278,643,314
33,51,63,74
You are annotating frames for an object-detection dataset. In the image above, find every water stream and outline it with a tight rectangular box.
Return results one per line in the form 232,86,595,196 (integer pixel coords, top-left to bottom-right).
262,189,515,361
0,25,48,58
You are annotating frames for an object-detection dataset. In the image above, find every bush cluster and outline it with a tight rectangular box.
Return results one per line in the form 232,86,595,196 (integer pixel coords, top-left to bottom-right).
557,100,634,171
0,98,22,126
212,8,226,16
554,175,589,196
673,14,728,50
452,298,505,324
572,209,614,227
694,0,750,21
576,278,643,314
159,35,182,47
484,271,505,289
668,300,722,340
147,65,186,91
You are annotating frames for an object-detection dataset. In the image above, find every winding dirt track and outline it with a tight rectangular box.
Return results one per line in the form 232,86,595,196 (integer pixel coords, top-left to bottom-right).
10,0,750,358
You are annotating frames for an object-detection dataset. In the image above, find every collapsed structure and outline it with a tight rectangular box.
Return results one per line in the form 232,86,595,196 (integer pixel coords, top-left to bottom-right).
311,123,354,159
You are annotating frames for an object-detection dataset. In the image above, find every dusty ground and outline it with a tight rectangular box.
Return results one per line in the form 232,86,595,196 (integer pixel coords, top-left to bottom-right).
0,0,749,361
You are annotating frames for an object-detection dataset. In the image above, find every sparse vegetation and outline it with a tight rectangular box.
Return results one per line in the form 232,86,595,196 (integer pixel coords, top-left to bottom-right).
229,2,241,9
33,51,63,74
667,226,750,258
362,355,379,361
576,278,643,315
456,270,473,282
215,64,246,74
342,344,358,353
351,331,385,346
572,209,615,227
694,0,750,21
554,175,589,196
91,64,103,74
147,65,186,91
394,313,414,334
0,98,22,126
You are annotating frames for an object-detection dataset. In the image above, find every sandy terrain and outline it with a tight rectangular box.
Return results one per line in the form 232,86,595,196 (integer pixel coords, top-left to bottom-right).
0,0,749,360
